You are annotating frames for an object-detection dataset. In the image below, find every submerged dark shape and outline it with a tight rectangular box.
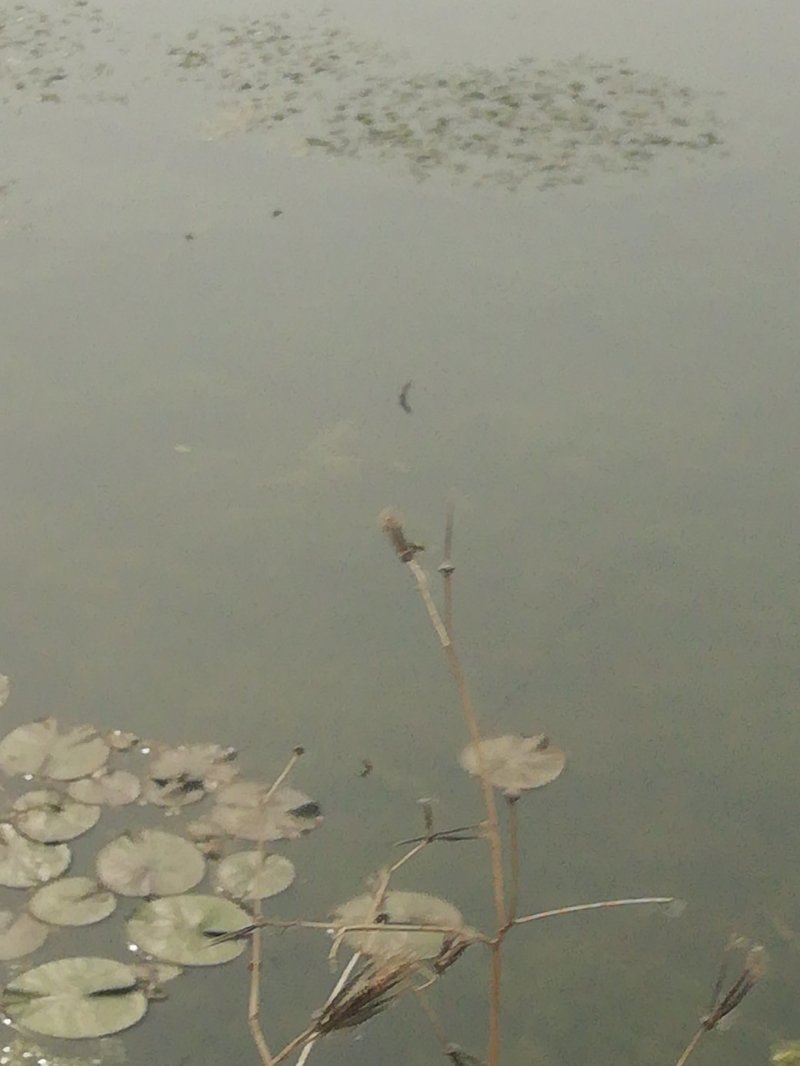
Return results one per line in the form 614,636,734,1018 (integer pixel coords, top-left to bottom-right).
398,380,413,413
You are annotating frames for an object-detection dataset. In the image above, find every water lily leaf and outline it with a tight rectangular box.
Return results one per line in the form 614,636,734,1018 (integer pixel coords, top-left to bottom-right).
333,890,463,961
211,781,322,841
142,776,205,808
0,719,109,780
96,830,205,897
13,790,101,843
3,957,147,1038
214,851,295,901
0,909,49,959
68,771,141,807
459,734,566,796
148,743,238,792
127,894,251,965
0,674,9,709
0,824,71,887
104,730,139,751
29,877,117,927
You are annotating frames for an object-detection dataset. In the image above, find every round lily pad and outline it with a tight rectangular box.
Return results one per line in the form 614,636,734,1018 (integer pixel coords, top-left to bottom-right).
211,781,322,842
0,824,71,888
127,894,251,965
333,890,463,961
214,851,295,901
29,877,117,927
142,776,206,808
96,830,205,897
459,734,566,797
0,718,109,780
0,909,49,960
148,743,238,792
3,957,147,1038
13,790,101,843
104,730,139,751
68,771,141,807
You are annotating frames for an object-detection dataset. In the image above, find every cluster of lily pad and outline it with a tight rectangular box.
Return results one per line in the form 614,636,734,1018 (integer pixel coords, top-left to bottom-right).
0,679,566,1054
0,715,322,1042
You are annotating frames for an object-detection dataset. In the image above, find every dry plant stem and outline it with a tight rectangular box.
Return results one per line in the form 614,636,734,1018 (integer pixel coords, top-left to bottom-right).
301,838,435,1065
506,798,520,925
247,748,304,1066
406,555,505,1064
294,954,362,1066
513,896,675,926
442,500,455,636
673,1027,705,1066
412,983,450,1052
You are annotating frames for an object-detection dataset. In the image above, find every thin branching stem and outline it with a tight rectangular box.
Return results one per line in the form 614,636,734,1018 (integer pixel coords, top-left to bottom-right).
246,748,305,1066
673,1026,705,1066
442,499,455,636
513,897,675,926
381,508,505,1066
505,797,520,925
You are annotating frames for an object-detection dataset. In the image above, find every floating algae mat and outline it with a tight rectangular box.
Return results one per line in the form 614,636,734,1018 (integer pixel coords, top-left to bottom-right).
170,14,725,190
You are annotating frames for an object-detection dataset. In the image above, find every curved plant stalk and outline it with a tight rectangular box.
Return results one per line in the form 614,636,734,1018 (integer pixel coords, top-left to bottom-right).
380,507,507,1066
247,747,306,1066
505,797,520,925
513,896,676,926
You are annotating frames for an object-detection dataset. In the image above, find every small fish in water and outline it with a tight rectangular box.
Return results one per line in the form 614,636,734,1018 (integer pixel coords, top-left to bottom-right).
359,758,373,778
398,380,413,413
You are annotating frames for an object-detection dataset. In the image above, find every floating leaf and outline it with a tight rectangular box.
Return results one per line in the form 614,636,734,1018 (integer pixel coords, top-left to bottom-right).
96,830,205,897
333,890,463,961
127,894,251,965
0,824,71,888
3,957,147,1038
0,719,108,780
148,743,238,792
0,674,9,709
0,909,49,959
104,730,139,751
142,776,205,808
68,771,141,807
211,781,322,841
29,877,117,927
13,790,101,843
459,734,566,796
214,851,295,901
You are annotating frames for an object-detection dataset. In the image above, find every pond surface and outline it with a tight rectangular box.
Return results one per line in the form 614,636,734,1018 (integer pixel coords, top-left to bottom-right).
1,0,799,1063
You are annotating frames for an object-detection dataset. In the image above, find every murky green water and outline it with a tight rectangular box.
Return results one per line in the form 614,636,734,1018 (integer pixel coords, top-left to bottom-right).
1,0,798,1063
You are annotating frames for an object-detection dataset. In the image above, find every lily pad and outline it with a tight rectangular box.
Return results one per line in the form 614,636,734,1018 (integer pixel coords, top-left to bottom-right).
142,776,206,808
333,890,463,961
211,781,322,841
68,770,141,806
0,719,109,780
214,851,295,900
127,894,251,965
3,957,147,1038
105,729,139,751
0,909,49,959
96,830,205,897
13,790,101,843
0,674,9,708
0,824,71,888
459,734,566,797
148,743,238,792
29,877,117,927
